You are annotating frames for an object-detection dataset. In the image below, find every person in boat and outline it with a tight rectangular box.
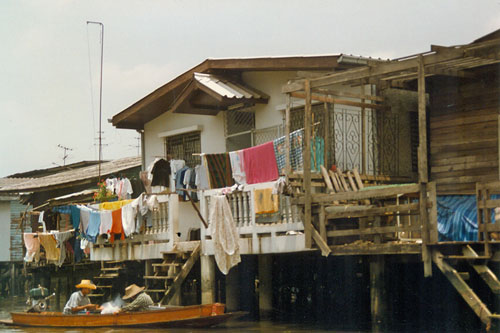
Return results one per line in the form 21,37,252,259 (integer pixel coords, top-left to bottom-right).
63,279,102,314
114,284,153,314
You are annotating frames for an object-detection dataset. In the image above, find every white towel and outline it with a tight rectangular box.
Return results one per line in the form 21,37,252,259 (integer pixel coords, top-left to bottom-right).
209,195,241,275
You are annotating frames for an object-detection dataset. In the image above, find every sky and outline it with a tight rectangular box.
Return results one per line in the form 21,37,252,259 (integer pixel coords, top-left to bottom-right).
0,0,499,177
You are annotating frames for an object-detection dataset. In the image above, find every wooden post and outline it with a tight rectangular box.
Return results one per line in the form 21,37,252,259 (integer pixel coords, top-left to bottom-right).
323,102,329,169
361,84,367,174
420,183,432,277
225,265,240,312
304,80,312,248
370,256,386,332
201,255,215,304
258,255,273,319
417,55,428,183
285,94,291,175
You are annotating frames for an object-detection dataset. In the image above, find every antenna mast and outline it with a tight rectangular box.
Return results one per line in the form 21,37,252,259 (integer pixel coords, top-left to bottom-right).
87,20,104,179
57,144,73,166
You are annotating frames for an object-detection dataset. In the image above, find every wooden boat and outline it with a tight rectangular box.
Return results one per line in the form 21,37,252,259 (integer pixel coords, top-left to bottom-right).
0,303,244,328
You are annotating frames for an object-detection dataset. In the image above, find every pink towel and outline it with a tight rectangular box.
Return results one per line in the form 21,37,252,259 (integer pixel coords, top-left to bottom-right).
243,142,279,184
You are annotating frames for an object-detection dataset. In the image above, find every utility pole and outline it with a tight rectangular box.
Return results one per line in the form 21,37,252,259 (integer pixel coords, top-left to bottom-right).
87,20,104,179
57,144,73,166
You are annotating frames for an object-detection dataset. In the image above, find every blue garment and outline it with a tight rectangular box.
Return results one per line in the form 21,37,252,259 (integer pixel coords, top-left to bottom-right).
310,136,324,172
273,129,304,173
53,205,71,214
86,211,101,243
176,166,189,199
70,206,81,229
437,195,498,241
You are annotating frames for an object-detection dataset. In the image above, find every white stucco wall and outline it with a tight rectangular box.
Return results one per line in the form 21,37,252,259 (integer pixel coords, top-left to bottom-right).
0,201,11,262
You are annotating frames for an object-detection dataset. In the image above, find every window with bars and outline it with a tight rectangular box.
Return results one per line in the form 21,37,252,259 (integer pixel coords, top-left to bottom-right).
165,132,201,168
225,109,255,151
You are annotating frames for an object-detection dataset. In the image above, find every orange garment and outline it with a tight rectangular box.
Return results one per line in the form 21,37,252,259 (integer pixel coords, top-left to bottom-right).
254,188,279,214
38,233,59,261
110,209,125,243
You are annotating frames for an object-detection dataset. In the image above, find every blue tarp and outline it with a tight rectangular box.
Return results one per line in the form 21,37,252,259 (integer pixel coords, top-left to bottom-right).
437,195,498,241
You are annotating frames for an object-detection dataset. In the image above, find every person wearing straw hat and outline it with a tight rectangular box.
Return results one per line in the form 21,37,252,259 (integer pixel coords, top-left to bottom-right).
63,279,102,314
114,284,153,314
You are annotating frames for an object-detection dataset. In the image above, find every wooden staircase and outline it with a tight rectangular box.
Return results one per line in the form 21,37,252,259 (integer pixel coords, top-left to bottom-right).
90,261,124,301
144,242,201,306
433,245,500,330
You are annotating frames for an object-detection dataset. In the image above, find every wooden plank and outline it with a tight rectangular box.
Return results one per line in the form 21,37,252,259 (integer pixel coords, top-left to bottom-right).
427,182,439,244
346,171,358,191
285,94,291,174
475,198,500,209
352,168,364,189
329,170,342,192
160,243,201,306
290,91,385,110
430,113,498,129
296,183,421,204
329,243,422,256
430,167,498,179
327,224,421,238
432,250,492,327
431,161,498,173
430,139,498,154
463,245,500,295
434,174,498,185
336,169,350,191
303,79,312,249
320,165,334,193
418,55,428,183
312,87,384,102
420,183,432,277
324,102,329,170
429,119,497,137
430,134,498,148
431,153,498,167
311,225,331,257
325,202,421,219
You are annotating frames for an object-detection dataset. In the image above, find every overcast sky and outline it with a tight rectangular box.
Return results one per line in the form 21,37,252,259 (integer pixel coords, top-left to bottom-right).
1,0,499,177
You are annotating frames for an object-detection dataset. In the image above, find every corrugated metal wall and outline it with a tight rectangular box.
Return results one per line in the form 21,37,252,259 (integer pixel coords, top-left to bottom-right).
429,66,500,194
10,200,31,262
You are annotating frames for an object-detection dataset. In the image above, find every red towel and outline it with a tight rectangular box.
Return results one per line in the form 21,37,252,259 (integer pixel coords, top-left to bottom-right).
110,209,125,243
243,142,279,184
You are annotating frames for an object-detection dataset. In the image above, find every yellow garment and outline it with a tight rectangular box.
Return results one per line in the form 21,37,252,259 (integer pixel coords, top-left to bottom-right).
38,233,59,261
254,188,279,214
99,200,133,211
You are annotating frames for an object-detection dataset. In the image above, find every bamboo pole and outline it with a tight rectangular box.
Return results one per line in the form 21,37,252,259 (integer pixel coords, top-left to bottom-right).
304,80,312,248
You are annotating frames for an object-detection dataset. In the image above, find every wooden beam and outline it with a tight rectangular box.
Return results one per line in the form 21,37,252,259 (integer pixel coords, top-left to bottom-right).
285,94,291,174
170,80,196,113
325,202,421,219
463,245,500,295
295,183,421,204
420,183,432,277
327,224,421,238
427,182,439,244
329,243,421,256
312,88,384,102
160,242,201,306
304,79,312,248
290,91,385,110
311,225,331,257
417,55,428,183
432,250,492,327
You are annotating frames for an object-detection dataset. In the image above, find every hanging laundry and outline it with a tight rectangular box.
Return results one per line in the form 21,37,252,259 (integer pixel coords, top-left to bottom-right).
86,211,101,243
38,211,46,232
273,129,304,173
23,233,40,262
310,136,325,172
99,210,113,235
254,188,279,214
188,168,198,201
243,141,279,184
195,164,210,190
229,150,246,184
176,166,189,199
209,195,241,275
99,199,133,211
78,206,91,236
170,159,186,192
52,230,74,267
150,158,171,187
38,233,59,261
42,210,57,231
70,206,81,229
110,209,125,243
122,204,137,237
206,153,234,189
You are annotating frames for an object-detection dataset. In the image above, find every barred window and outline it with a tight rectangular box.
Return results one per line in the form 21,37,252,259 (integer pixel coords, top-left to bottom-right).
165,132,201,168
225,109,255,151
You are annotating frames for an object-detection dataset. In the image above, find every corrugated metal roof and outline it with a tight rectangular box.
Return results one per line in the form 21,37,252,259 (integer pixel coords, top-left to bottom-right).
0,156,141,192
0,177,32,188
194,72,264,100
